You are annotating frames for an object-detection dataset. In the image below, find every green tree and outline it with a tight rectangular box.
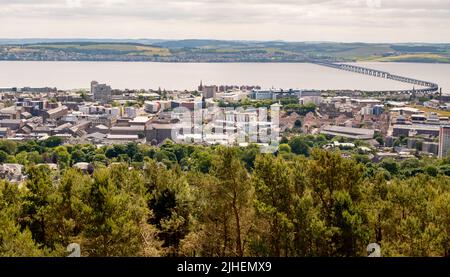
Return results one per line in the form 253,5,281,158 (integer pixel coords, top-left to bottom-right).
0,180,45,256
380,158,399,175
252,154,295,256
289,137,310,156
71,150,86,164
52,146,71,169
21,166,55,248
0,150,9,163
144,160,192,255
210,147,254,257
44,169,93,249
42,137,63,148
82,167,161,256
0,140,17,155
306,149,369,256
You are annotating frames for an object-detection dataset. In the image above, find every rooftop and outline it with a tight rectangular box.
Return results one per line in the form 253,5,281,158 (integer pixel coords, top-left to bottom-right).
130,116,150,123
46,106,68,115
106,134,140,140
392,124,441,131
110,126,145,131
321,126,374,140
390,107,422,113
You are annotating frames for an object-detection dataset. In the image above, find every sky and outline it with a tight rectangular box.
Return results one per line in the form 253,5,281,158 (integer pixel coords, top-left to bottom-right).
0,0,449,43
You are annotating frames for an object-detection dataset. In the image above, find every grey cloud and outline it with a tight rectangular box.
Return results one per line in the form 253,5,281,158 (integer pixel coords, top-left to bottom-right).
0,0,449,41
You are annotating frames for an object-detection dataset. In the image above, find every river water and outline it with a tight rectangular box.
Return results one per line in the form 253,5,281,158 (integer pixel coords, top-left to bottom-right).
0,61,448,93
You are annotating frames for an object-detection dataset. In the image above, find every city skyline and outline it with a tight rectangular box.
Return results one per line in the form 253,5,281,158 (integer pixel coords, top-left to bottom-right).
0,0,450,43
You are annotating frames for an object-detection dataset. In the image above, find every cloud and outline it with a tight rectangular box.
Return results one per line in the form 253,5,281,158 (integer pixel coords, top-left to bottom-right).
0,0,449,42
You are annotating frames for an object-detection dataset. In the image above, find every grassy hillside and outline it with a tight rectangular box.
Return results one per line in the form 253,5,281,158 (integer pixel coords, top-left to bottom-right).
1,42,171,61
27,43,171,56
363,53,450,63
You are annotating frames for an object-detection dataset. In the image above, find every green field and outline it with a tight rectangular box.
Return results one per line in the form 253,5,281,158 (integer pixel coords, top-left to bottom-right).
410,105,450,117
19,43,171,56
363,53,450,63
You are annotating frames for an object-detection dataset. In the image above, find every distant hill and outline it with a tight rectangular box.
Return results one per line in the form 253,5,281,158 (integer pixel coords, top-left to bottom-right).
152,39,249,49
0,38,166,45
0,39,449,63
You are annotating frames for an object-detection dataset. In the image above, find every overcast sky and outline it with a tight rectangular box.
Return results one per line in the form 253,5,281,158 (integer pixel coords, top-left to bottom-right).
0,0,449,42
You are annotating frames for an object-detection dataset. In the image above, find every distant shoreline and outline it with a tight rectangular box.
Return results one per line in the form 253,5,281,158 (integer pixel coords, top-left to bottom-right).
0,60,449,64
1,41,449,64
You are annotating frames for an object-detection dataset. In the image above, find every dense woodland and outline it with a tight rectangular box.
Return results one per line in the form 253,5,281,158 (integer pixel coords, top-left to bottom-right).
0,136,449,257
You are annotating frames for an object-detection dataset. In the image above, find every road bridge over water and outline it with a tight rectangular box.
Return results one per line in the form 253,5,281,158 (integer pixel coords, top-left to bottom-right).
312,61,439,94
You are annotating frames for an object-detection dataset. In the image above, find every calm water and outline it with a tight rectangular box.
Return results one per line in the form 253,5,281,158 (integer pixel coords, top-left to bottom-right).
0,61,449,93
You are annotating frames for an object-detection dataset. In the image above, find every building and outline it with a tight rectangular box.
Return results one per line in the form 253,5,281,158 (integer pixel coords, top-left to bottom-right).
145,101,161,113
0,119,24,131
89,114,117,128
351,99,382,106
130,116,151,126
390,107,421,116
171,99,202,111
146,123,174,145
0,164,24,183
422,142,439,156
320,126,374,140
373,105,385,116
124,106,137,118
43,106,69,122
0,106,21,119
439,126,450,158
69,120,91,136
361,106,373,116
0,127,10,138
300,96,322,106
110,126,145,137
392,124,440,138
106,134,142,143
251,90,274,100
216,91,248,103
424,100,440,108
79,104,119,116
407,138,421,149
73,162,92,173
201,84,218,99
20,87,56,93
88,124,109,134
91,81,112,104
251,89,302,100
411,114,427,124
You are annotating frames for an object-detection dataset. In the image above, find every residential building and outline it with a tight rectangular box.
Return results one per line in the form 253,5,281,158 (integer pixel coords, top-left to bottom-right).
43,106,69,122
0,127,10,138
91,81,112,104
0,119,24,130
439,126,450,158
201,85,218,99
